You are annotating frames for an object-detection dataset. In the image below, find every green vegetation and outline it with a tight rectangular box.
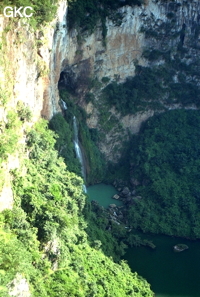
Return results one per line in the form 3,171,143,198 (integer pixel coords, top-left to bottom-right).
84,201,128,262
3,1,200,294
103,62,200,116
0,97,32,170
128,110,200,238
68,0,143,41
0,86,9,106
101,76,110,83
102,13,200,116
102,66,163,115
0,0,58,27
56,90,105,184
0,119,154,296
49,113,81,175
0,101,32,165
79,121,106,184
16,101,32,122
0,222,40,295
0,110,20,160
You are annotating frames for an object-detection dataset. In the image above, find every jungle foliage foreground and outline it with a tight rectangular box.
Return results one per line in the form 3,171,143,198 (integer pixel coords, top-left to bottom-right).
0,120,153,296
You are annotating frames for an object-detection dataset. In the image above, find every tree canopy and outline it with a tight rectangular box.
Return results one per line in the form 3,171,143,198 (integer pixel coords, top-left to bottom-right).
128,109,200,238
0,119,154,296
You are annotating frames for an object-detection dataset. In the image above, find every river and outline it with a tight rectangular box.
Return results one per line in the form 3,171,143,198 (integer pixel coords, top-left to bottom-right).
124,234,200,297
87,184,200,297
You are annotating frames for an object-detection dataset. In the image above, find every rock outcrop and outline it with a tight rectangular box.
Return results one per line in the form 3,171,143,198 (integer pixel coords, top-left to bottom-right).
1,0,200,208
59,0,200,162
8,274,31,297
0,1,67,211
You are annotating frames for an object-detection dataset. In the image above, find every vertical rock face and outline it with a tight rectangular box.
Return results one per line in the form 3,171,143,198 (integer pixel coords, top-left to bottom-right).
42,0,68,119
65,6,145,84
0,1,68,121
1,0,200,207
62,0,200,86
60,0,200,162
0,0,199,137
61,6,145,94
0,1,68,211
140,0,200,53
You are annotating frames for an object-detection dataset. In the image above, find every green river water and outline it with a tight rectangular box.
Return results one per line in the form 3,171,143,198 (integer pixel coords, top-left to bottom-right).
87,183,200,297
124,234,200,297
87,183,122,208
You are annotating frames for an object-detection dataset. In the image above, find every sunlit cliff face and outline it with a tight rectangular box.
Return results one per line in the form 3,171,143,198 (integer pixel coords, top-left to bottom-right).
2,0,199,122
58,0,200,162
0,1,67,211
2,0,197,124
1,0,200,209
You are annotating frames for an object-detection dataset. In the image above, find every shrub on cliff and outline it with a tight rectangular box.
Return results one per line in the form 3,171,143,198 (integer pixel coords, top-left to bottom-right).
0,0,58,27
68,0,144,39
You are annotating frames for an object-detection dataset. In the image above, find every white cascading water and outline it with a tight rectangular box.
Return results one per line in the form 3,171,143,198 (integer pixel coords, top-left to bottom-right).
60,99,68,110
73,116,87,193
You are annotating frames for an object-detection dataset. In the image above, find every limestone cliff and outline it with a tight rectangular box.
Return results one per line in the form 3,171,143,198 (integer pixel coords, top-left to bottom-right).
0,1,67,211
1,0,200,209
60,0,200,162
0,1,72,121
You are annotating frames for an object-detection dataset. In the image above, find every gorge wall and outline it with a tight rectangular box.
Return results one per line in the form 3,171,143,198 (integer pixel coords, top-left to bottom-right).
0,2,200,294
60,0,200,161
0,1,67,211
1,0,200,210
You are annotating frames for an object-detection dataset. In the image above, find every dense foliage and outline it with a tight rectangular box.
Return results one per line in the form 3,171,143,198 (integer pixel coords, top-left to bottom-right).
103,63,200,116
0,119,153,296
49,113,81,175
55,90,106,184
68,0,143,41
128,110,200,238
0,0,58,27
84,200,128,262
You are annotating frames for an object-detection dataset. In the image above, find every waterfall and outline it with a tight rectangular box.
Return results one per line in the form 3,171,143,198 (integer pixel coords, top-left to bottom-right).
73,116,87,193
60,99,67,110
